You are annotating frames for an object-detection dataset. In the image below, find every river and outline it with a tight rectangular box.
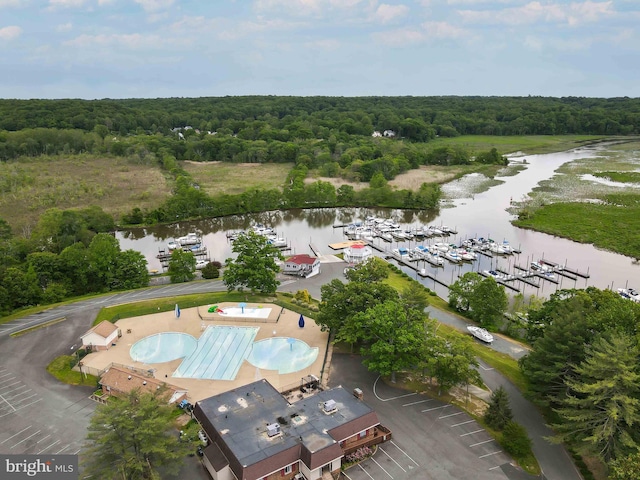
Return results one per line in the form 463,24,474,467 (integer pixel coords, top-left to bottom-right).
116,143,639,299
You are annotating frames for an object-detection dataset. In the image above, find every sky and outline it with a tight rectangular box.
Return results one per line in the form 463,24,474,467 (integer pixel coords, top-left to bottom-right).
1,0,639,99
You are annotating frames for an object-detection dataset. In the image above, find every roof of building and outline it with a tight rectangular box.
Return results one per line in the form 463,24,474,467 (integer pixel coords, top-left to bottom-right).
286,254,319,265
99,366,186,401
194,379,378,472
81,320,118,340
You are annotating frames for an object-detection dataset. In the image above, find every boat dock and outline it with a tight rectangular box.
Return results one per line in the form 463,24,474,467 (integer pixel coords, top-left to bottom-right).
540,259,590,278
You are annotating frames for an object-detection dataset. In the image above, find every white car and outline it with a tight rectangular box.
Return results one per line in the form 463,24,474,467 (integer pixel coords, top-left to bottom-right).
195,260,209,270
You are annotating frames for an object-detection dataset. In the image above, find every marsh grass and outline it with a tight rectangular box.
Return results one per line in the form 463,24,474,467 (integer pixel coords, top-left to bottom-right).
0,154,171,231
429,135,606,155
513,140,640,259
182,161,294,195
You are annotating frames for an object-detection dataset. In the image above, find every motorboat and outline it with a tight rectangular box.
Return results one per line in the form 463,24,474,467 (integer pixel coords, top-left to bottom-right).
467,325,494,343
431,242,450,252
617,288,640,303
425,253,445,266
392,247,410,259
167,240,179,250
444,250,461,263
380,232,393,242
483,270,504,280
457,249,477,261
177,232,201,246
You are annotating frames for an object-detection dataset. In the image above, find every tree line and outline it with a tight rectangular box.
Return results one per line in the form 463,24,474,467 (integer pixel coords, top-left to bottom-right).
1,96,638,136
518,287,640,477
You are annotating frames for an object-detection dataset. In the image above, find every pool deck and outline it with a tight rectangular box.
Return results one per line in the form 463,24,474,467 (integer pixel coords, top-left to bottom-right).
80,303,330,403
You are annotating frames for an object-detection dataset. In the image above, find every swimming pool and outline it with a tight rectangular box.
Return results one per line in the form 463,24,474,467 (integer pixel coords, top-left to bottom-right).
247,337,318,374
173,326,258,380
130,332,197,364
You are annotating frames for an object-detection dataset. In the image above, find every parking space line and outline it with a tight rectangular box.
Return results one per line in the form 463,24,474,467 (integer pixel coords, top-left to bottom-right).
0,376,17,384
357,463,375,480
0,372,13,378
36,434,51,444
2,385,29,396
371,457,393,479
379,447,406,473
469,439,494,447
451,420,475,427
373,376,418,402
37,440,60,454
489,465,502,470
72,449,81,455
11,393,38,406
402,399,432,407
479,365,494,371
460,429,484,437
10,430,41,449
439,411,464,419
13,397,42,413
55,445,71,454
341,470,354,480
0,426,32,444
479,451,502,459
6,390,33,402
390,440,419,466
422,405,450,413
0,393,17,412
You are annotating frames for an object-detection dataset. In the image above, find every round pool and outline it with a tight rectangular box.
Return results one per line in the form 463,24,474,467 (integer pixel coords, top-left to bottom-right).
130,332,197,364
247,337,318,374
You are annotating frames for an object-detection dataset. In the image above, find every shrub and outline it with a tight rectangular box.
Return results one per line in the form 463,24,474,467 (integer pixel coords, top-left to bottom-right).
345,446,373,464
501,421,532,458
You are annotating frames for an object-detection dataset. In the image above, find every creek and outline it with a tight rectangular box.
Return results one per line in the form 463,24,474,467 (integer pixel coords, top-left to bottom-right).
117,143,639,299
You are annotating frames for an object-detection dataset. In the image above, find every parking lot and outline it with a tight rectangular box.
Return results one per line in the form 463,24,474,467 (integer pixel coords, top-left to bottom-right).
0,365,95,455
330,355,518,480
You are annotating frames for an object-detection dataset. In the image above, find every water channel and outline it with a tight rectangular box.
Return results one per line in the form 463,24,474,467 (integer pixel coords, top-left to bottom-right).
117,143,639,299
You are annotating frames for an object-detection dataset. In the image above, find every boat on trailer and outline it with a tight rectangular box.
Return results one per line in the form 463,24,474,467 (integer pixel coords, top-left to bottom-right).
467,326,494,343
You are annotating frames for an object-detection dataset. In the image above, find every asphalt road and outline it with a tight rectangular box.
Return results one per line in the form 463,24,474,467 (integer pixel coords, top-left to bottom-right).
0,263,581,480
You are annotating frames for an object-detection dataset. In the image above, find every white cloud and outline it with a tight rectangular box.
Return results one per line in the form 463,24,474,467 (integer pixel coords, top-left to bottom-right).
305,38,340,50
56,22,73,32
373,27,426,46
254,0,366,16
373,4,409,23
98,0,116,4
0,0,21,7
458,1,615,26
63,32,170,49
134,0,175,12
48,0,86,8
0,25,22,40
421,21,467,39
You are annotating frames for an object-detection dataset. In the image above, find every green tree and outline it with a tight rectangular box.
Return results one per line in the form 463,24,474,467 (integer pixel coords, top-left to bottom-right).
429,335,481,395
468,277,508,328
344,257,389,283
448,272,482,312
609,452,640,480
350,300,427,383
88,233,121,291
113,250,149,290
316,278,398,334
552,333,640,462
484,386,513,431
168,249,196,283
82,389,194,480
223,231,283,294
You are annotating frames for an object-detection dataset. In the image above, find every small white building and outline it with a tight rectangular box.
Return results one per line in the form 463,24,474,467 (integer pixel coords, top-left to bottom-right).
283,254,321,278
343,243,373,265
372,131,382,137
81,321,120,351
383,129,396,138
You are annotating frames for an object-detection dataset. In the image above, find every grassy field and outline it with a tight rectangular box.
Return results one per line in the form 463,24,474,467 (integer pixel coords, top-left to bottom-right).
513,201,640,260
512,140,640,259
0,154,171,232
429,135,606,155
182,161,294,195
